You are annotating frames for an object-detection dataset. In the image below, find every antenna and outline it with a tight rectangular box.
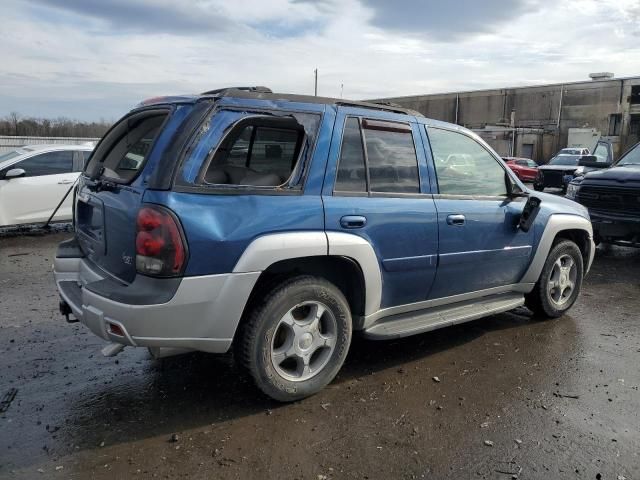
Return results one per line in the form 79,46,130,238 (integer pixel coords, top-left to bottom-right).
314,68,318,97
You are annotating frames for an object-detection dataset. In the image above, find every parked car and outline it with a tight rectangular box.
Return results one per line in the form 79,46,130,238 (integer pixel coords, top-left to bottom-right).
535,141,613,193
567,141,640,247
54,87,594,401
558,147,590,156
0,144,93,227
503,157,538,182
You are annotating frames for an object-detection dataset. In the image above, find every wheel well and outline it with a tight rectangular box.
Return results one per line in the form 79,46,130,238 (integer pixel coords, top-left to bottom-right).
240,255,366,324
554,229,590,266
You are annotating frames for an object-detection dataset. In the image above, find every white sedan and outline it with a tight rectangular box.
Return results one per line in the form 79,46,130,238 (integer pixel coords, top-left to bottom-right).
0,144,94,227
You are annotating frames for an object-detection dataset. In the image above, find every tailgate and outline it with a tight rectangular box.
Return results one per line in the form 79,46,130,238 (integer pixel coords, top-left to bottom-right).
75,107,174,283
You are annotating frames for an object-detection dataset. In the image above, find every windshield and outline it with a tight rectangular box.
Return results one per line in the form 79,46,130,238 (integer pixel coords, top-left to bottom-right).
560,148,582,155
617,143,640,166
549,155,579,166
0,149,28,163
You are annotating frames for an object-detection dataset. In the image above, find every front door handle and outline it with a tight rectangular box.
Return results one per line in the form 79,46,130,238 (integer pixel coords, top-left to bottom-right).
58,179,74,185
446,214,466,226
340,215,367,229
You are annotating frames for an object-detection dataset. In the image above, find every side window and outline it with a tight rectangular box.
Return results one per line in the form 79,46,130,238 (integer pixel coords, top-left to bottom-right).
72,151,90,171
516,160,527,166
335,117,367,192
203,117,306,187
14,151,73,177
593,143,609,163
528,160,538,168
334,117,420,194
364,120,420,193
427,127,507,197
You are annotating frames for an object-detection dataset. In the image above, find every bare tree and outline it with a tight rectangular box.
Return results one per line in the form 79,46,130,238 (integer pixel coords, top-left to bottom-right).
9,112,20,136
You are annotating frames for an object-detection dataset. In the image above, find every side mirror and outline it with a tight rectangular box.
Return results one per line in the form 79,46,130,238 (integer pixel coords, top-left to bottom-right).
578,155,609,168
4,168,26,179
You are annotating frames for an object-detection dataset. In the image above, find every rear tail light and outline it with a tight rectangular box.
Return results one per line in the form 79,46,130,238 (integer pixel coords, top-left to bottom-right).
135,205,187,277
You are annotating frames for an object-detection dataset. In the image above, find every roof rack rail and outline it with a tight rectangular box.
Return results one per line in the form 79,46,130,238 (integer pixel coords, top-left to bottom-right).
335,100,424,117
201,86,273,95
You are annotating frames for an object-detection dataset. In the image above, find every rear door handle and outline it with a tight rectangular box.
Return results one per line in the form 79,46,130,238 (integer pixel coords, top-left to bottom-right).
340,215,367,229
446,214,466,226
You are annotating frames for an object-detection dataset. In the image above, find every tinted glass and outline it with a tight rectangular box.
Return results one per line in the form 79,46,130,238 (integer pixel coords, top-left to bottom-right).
364,126,419,193
15,151,73,177
549,155,579,166
427,127,507,196
335,117,367,192
86,111,167,184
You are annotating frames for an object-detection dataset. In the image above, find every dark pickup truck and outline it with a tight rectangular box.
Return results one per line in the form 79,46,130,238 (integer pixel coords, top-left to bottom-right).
567,142,640,247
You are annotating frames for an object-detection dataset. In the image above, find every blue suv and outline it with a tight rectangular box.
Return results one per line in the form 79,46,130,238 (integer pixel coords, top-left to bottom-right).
54,87,595,401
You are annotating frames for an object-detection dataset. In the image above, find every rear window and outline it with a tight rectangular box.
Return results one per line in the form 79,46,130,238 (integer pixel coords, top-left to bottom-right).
85,109,168,184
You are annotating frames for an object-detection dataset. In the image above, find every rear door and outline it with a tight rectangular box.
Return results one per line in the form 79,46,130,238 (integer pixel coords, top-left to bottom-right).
0,150,76,225
323,108,438,308
424,126,535,299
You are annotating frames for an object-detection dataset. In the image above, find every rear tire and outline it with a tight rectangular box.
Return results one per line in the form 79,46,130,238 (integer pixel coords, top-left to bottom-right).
235,276,352,402
525,240,584,318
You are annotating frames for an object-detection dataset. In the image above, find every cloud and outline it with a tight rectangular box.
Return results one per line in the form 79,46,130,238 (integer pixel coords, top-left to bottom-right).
1,0,640,121
25,0,234,34
360,0,541,40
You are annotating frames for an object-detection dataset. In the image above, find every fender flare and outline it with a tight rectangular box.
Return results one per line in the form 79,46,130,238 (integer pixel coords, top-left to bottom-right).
520,214,595,284
232,231,383,317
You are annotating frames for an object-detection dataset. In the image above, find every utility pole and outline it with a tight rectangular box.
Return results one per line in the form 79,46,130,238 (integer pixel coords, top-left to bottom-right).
340,83,344,99
314,68,318,97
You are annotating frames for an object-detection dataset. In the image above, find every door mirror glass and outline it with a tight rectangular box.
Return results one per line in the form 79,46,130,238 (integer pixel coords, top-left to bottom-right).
4,168,26,179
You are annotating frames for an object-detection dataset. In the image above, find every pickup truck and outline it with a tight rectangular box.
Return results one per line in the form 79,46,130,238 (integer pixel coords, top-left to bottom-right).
568,142,640,247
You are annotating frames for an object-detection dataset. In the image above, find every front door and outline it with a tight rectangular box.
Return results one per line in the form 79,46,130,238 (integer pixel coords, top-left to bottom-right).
323,108,439,310
424,126,535,299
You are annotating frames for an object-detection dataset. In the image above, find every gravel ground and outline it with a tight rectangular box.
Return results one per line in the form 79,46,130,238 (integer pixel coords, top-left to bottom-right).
0,232,638,479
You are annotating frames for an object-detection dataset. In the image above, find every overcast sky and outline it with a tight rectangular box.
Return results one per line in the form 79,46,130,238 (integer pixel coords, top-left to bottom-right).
1,0,639,121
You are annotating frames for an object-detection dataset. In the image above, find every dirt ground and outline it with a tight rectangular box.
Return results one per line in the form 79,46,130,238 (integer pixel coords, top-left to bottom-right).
0,231,638,479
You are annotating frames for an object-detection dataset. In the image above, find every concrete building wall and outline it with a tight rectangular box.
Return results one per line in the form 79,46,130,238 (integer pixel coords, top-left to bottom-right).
373,76,640,163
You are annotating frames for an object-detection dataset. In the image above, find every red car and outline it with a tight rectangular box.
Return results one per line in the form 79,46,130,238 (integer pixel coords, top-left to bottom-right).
503,157,538,182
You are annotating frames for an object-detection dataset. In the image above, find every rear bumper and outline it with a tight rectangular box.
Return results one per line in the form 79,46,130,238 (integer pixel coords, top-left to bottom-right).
54,255,259,354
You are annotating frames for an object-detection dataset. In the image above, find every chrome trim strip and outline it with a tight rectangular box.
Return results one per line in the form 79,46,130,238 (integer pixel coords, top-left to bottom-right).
439,245,532,265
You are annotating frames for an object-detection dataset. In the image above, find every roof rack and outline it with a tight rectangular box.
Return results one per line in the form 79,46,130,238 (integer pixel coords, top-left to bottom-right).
201,86,273,95
198,88,424,117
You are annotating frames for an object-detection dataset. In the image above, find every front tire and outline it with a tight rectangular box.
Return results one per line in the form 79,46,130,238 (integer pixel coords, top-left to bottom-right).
525,240,584,318
236,276,352,402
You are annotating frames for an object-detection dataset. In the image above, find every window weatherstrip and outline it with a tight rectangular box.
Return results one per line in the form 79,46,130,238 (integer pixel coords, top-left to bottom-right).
359,117,372,193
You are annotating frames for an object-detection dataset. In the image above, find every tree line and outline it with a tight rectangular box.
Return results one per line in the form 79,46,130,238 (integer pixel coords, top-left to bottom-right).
0,112,112,138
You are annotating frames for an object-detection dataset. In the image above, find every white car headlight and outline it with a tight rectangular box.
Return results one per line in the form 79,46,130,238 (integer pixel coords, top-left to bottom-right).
566,183,580,199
